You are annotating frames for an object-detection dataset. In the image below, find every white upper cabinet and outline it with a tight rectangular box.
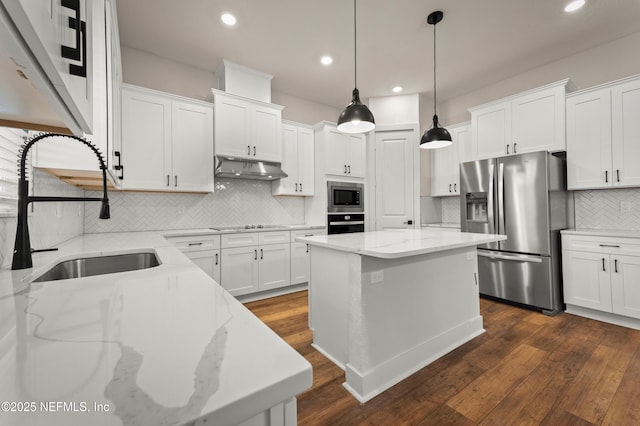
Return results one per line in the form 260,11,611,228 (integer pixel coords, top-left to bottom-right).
272,121,315,196
212,89,283,162
120,85,213,192
431,122,470,197
471,80,571,160
315,122,366,178
567,75,640,189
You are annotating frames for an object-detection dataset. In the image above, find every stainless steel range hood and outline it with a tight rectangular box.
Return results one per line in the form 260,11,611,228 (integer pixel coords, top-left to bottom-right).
214,155,287,181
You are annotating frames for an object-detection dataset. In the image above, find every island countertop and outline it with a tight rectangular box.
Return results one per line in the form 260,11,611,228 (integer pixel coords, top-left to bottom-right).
296,228,506,259
0,232,312,426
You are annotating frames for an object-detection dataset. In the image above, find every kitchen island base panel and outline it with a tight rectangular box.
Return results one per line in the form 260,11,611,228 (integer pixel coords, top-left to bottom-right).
309,245,484,403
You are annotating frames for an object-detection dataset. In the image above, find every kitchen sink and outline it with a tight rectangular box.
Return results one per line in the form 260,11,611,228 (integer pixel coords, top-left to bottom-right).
33,251,161,282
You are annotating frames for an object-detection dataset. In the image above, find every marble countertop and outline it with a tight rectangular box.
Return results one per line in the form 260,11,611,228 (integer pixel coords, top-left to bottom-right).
421,223,461,229
0,232,312,426
561,228,640,239
297,228,506,259
162,225,325,237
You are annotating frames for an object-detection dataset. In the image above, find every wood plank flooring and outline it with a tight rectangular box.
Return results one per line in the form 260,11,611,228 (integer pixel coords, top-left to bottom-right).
244,291,640,425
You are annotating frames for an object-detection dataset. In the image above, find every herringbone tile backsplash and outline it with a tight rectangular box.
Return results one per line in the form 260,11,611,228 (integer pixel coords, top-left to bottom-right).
574,188,640,230
84,179,305,232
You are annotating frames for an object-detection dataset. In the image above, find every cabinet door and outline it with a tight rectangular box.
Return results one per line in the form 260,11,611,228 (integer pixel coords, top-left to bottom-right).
273,124,298,195
259,243,291,290
121,88,171,190
512,86,565,154
297,127,315,195
291,242,310,285
252,104,281,162
221,247,259,296
324,128,347,176
214,94,252,159
472,101,510,159
566,89,612,189
611,255,640,319
563,251,612,311
185,250,220,283
344,134,366,177
612,79,640,187
171,101,213,192
431,139,455,196
453,125,471,194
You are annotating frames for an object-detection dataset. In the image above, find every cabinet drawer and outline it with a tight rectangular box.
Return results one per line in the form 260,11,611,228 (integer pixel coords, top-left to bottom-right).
290,228,325,242
166,235,220,252
221,232,260,248
562,234,640,256
259,231,290,245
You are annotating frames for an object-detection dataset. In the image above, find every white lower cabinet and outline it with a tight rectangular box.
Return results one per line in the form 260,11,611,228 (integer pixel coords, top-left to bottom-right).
562,232,640,328
221,231,291,297
290,229,325,285
165,234,221,282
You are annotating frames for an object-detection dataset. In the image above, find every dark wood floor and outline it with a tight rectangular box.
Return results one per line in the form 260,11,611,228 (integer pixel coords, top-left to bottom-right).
244,291,640,425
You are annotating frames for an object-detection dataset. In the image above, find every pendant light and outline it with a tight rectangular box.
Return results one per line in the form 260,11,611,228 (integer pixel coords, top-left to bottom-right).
420,10,452,149
337,0,375,134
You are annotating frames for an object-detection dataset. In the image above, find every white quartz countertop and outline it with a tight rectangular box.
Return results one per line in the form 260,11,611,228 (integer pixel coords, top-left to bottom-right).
297,228,506,259
162,225,325,237
0,232,312,426
561,228,640,239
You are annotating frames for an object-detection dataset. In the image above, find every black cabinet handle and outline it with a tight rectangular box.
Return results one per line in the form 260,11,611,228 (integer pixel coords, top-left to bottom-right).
306,244,309,253
166,174,170,186
61,0,87,77
344,165,347,174
299,182,302,192
513,142,517,153
295,183,298,192
506,144,510,154
254,249,257,260
599,244,620,248
174,175,178,187
602,258,606,271
605,170,609,183
260,248,263,260
247,145,251,155
215,253,218,265
617,169,620,182
114,151,124,180
188,242,203,246
454,183,457,192
253,146,256,156
348,165,351,174
615,259,618,273
449,184,452,193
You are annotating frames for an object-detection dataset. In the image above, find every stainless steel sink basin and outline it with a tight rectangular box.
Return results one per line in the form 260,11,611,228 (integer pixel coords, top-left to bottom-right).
33,252,161,282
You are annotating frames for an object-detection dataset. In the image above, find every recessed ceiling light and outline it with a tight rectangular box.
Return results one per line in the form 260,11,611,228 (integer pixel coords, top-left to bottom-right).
221,12,237,26
392,86,403,93
320,56,333,66
564,0,585,12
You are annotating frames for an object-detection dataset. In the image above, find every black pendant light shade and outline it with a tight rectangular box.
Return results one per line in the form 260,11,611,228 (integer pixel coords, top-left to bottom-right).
337,0,375,134
420,10,452,149
337,88,375,134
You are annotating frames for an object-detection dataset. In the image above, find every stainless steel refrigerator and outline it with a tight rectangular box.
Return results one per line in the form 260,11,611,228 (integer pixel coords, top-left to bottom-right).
459,151,569,315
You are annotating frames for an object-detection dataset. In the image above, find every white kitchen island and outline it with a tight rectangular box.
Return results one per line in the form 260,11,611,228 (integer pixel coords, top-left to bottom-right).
297,228,505,403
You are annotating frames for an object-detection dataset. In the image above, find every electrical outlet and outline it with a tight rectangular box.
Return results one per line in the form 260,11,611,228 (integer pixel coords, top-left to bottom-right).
620,201,632,213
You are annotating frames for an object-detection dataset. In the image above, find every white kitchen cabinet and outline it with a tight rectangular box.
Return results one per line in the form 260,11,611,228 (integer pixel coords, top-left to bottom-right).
120,85,213,192
166,234,221,282
212,89,284,162
314,122,366,178
566,75,640,189
562,232,640,329
290,228,325,285
220,231,291,297
431,122,470,196
470,80,571,160
272,121,315,196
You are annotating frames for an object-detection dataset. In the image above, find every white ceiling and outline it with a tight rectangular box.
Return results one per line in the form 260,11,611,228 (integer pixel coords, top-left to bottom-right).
116,0,640,109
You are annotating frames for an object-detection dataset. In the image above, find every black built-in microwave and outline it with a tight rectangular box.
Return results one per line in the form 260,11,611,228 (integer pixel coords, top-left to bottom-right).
327,181,364,213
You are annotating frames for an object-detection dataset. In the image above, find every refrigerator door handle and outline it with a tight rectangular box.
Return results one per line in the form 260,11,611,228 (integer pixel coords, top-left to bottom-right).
487,163,496,235
478,251,543,263
498,162,505,235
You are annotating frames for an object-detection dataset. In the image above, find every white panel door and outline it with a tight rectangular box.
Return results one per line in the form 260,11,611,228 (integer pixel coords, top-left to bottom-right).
297,127,315,195
512,86,564,154
611,255,640,319
612,78,640,187
185,250,220,283
171,101,213,192
221,247,259,296
324,128,347,176
290,242,310,285
214,95,251,159
121,88,171,190
564,251,612,312
276,124,298,194
259,243,291,290
375,130,414,230
252,104,281,162
344,134,366,178
473,101,510,159
566,89,612,189
430,142,454,196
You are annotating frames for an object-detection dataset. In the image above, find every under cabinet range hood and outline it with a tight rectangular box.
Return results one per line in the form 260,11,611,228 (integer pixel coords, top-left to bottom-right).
214,155,287,181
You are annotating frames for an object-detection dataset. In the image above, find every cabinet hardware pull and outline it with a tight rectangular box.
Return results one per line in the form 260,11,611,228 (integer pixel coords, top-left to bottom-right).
114,151,124,180
344,165,347,174
403,220,413,225
615,259,618,273
506,144,510,154
348,165,351,174
166,174,170,186
300,183,302,192
215,253,218,265
304,233,313,237
61,0,87,77
295,182,298,192
454,183,457,192
602,258,605,271
254,249,257,260
253,146,256,156
188,242,203,246
617,169,620,182
306,244,309,253
260,249,263,260
174,175,178,187
599,244,620,248
247,145,251,155
449,184,452,192
605,170,608,183
513,142,517,153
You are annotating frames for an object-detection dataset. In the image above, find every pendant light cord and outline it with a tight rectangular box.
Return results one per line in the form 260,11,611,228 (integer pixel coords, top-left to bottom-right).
433,21,437,115
354,0,357,89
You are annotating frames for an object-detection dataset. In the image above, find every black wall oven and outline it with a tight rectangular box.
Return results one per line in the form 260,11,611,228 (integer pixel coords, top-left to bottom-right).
327,181,364,213
328,213,365,234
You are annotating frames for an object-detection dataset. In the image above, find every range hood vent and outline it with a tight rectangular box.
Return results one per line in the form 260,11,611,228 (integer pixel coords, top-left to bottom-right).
214,155,287,181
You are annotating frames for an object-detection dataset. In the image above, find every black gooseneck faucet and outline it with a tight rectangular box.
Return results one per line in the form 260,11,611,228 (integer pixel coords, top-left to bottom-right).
12,133,111,270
